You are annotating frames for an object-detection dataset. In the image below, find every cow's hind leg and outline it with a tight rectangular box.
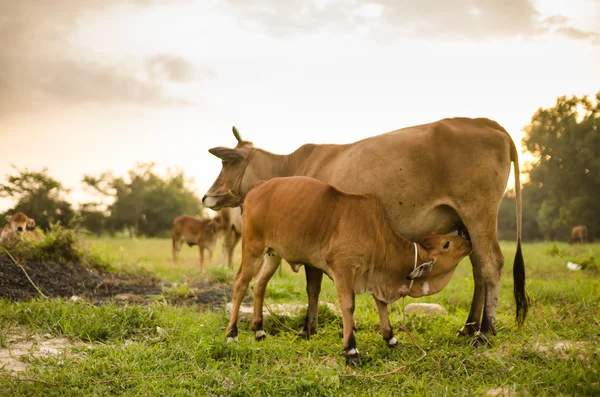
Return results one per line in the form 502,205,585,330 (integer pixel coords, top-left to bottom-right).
458,253,484,337
226,249,263,342
299,266,324,338
374,298,397,348
251,255,282,340
462,215,504,345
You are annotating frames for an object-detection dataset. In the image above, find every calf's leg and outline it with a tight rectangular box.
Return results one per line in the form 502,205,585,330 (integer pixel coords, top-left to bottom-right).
374,298,397,348
251,255,282,340
226,248,263,342
332,271,360,365
172,237,182,266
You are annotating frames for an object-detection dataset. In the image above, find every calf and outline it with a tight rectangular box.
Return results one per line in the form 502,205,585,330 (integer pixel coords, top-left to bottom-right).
172,216,221,269
1,212,42,247
569,225,588,244
226,177,472,364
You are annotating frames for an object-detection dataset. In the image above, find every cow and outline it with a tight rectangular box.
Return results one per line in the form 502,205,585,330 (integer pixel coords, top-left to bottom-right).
213,207,242,268
569,225,588,244
1,212,42,247
172,215,221,269
202,117,527,345
226,176,472,364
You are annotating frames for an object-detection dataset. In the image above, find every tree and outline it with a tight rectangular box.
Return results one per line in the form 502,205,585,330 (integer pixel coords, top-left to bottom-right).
0,166,75,230
83,163,204,237
521,91,600,240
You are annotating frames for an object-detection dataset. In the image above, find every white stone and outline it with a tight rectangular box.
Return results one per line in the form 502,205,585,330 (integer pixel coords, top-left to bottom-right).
404,303,447,316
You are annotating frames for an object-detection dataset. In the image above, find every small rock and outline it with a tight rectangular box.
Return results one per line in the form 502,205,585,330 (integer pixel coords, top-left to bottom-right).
69,295,81,302
226,301,339,321
486,386,512,396
566,261,582,271
404,303,447,316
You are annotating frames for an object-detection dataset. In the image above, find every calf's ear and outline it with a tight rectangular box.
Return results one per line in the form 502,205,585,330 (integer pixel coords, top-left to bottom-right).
5,215,12,222
27,218,36,228
407,260,434,280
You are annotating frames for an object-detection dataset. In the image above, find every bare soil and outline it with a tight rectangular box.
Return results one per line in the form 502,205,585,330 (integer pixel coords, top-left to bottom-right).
0,256,235,310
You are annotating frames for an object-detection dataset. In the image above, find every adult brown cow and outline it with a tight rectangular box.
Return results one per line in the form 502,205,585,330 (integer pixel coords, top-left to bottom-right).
172,216,221,268
203,117,527,344
227,176,473,363
1,212,43,247
569,225,588,244
213,207,242,268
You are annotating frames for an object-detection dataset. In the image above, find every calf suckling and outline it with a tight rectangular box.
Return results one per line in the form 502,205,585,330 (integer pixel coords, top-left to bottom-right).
1,212,42,247
226,176,472,364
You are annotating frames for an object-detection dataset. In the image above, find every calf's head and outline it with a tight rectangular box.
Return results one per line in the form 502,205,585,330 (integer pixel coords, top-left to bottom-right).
411,234,472,279
203,127,256,210
5,212,36,237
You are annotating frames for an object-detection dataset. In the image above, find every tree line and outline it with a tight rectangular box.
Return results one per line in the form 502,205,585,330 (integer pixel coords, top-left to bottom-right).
0,163,203,238
2,92,598,240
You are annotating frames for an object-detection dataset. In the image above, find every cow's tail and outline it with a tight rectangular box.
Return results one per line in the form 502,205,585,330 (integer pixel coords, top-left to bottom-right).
510,137,528,327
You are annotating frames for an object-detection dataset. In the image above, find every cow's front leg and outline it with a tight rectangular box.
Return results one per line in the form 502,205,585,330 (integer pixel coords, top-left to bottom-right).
299,266,323,338
251,255,281,340
374,298,397,348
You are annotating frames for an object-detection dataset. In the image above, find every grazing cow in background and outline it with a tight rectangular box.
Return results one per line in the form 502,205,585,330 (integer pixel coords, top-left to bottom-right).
213,207,242,268
569,225,588,244
172,216,221,269
202,117,527,345
1,212,42,247
226,177,472,364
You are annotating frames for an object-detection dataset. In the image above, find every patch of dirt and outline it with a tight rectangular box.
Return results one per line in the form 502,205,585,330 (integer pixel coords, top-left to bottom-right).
0,331,91,373
226,301,339,321
532,340,589,360
0,255,161,302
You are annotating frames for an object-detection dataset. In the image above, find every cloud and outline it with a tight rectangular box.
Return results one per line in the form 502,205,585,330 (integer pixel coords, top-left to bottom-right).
0,0,204,117
222,0,600,44
146,55,216,83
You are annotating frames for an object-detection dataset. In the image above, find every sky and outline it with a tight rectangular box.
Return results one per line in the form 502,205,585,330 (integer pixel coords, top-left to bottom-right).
1,0,599,211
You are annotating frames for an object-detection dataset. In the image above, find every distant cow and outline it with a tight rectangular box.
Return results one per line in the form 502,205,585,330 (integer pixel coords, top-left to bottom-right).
569,225,588,244
213,207,242,268
226,177,472,364
172,216,221,268
0,212,42,247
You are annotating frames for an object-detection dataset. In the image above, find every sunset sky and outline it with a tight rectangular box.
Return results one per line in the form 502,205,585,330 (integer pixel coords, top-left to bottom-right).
1,0,599,211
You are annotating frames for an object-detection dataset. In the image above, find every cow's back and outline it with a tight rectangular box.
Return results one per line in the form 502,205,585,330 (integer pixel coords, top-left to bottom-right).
310,118,514,240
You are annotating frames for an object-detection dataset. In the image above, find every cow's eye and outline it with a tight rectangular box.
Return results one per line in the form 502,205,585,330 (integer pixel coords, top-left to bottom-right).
443,241,450,249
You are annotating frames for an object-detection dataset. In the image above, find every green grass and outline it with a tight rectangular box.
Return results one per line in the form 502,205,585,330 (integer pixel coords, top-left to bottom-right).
1,239,599,396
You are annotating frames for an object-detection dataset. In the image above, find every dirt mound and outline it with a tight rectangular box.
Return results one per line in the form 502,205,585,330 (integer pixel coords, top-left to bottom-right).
0,255,161,301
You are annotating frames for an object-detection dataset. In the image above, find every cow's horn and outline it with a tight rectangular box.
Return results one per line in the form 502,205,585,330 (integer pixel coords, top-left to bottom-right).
232,126,242,143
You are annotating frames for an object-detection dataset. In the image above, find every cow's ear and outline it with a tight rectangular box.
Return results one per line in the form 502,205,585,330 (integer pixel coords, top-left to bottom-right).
27,218,36,228
407,260,434,280
208,147,244,162
5,215,12,222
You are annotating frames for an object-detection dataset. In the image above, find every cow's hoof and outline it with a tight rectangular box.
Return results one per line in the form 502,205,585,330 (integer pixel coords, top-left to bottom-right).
298,328,316,339
387,337,398,349
471,333,491,347
457,323,479,337
255,330,266,341
227,336,238,343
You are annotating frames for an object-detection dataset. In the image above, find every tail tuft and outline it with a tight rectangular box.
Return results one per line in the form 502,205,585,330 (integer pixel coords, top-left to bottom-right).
513,241,529,326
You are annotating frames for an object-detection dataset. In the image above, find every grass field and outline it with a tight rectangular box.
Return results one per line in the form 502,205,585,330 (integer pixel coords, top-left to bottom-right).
1,237,599,396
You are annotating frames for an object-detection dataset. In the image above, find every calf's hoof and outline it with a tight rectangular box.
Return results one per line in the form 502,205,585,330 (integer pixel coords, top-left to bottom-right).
345,349,361,366
298,328,316,339
386,337,398,349
255,330,267,341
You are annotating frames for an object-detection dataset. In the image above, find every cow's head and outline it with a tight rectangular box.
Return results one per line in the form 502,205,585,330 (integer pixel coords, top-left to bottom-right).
5,212,36,238
203,127,256,210
409,234,472,279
